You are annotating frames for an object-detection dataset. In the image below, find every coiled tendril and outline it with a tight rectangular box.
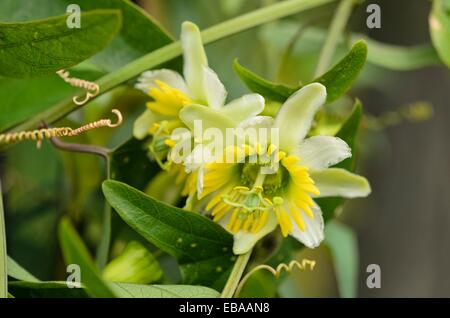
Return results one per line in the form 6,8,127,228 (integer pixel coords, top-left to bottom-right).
56,69,100,105
0,109,123,145
234,259,316,297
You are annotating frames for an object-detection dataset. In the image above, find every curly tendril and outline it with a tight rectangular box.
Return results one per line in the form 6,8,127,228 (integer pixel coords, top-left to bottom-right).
234,259,316,297
0,109,123,145
56,69,100,105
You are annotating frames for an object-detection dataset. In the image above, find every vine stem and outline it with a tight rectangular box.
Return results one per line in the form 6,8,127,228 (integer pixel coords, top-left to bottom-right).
0,181,7,298
220,250,252,298
8,0,336,134
314,0,358,77
49,136,113,270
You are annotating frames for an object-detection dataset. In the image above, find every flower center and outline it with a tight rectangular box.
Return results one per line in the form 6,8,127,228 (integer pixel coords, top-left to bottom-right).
146,80,192,117
240,163,289,196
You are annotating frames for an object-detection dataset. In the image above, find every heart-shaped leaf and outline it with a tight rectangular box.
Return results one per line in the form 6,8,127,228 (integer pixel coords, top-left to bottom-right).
102,180,235,290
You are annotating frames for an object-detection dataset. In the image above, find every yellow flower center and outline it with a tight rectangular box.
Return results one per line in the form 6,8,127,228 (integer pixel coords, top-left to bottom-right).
146,80,192,116
198,143,320,236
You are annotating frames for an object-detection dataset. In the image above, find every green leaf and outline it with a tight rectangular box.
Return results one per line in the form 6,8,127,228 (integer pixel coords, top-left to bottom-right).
0,181,6,298
314,41,367,103
0,0,179,72
0,9,122,78
102,180,235,289
325,221,358,298
233,59,297,102
315,100,362,221
103,241,163,284
430,0,450,67
8,281,219,298
112,283,220,298
7,256,40,282
233,41,367,104
58,218,116,298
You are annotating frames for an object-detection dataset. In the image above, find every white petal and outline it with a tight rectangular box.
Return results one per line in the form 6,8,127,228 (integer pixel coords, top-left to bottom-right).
184,144,214,173
181,21,208,102
196,165,205,197
274,83,327,153
135,69,188,94
233,212,278,255
295,136,351,169
221,94,265,122
133,110,157,139
310,168,371,198
203,66,227,109
238,116,274,130
179,104,236,139
290,204,324,248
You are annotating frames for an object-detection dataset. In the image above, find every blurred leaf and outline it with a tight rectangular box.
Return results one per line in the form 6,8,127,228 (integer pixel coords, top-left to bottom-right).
3,143,63,279
265,236,303,273
366,40,441,70
8,280,219,298
233,59,296,102
58,218,116,297
102,180,235,289
262,21,436,73
0,0,180,72
7,256,40,282
233,41,367,103
237,271,277,298
0,10,122,78
103,241,163,284
0,182,6,298
315,101,362,221
110,138,160,190
112,283,220,298
324,221,358,298
430,0,450,67
145,170,183,205
314,41,367,103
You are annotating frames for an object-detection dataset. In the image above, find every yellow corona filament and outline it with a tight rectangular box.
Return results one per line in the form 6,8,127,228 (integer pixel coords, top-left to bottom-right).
164,139,177,148
200,148,321,238
146,80,192,116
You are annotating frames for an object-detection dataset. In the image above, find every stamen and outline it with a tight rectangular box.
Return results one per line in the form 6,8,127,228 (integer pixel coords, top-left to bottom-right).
164,139,177,148
267,144,277,155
